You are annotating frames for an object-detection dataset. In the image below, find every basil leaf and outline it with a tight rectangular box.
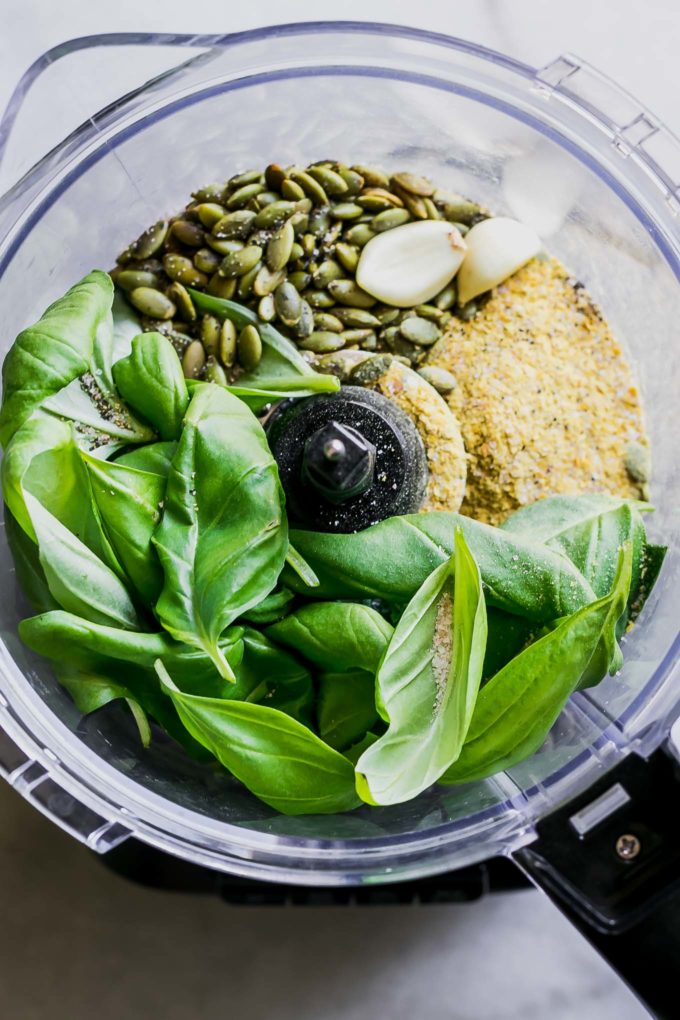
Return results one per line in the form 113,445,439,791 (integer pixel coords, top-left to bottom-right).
483,608,534,683
239,628,314,726
240,587,295,625
356,528,487,806
56,664,153,746
116,441,177,475
82,451,165,605
0,271,113,447
441,543,633,785
318,671,379,751
157,661,360,815
113,333,189,441
5,506,58,612
267,601,392,674
287,510,596,622
152,384,287,679
24,493,140,629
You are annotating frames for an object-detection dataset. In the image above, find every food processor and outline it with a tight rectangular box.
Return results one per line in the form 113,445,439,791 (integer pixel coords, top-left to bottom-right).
0,23,679,1018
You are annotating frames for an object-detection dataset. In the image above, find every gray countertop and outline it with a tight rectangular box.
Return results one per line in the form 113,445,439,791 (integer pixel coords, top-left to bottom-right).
1,2,676,1017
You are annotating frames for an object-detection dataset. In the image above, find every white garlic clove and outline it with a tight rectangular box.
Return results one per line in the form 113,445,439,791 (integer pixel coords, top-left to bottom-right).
356,220,467,308
456,217,542,305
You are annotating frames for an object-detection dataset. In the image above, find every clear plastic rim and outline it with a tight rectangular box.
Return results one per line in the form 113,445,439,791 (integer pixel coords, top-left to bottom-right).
0,21,678,883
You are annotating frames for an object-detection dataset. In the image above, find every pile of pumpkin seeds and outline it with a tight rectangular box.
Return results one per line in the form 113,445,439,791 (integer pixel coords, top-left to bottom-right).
112,161,486,384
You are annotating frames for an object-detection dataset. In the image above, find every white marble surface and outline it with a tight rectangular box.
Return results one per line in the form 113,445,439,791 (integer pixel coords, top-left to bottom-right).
0,3,677,1019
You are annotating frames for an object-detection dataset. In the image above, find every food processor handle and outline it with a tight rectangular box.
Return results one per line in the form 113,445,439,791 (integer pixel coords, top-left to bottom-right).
513,744,680,1020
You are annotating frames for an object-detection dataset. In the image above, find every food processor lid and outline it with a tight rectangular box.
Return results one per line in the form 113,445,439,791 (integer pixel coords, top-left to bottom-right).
0,22,679,885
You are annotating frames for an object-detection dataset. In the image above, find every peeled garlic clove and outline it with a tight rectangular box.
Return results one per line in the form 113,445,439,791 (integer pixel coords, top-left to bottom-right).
356,220,467,308
456,217,542,305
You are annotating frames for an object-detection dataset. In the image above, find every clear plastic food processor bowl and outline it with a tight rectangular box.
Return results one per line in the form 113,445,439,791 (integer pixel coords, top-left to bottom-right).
0,23,679,885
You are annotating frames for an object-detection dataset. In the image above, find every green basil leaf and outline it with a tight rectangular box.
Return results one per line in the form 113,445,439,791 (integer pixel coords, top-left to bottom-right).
82,451,165,605
240,587,295,625
5,506,58,612
239,628,314,726
267,601,393,674
157,661,360,815
441,543,633,785
0,271,114,447
116,441,177,475
356,528,487,806
482,608,534,683
318,671,379,751
287,510,596,622
55,665,153,746
152,384,287,679
24,493,140,629
113,333,189,441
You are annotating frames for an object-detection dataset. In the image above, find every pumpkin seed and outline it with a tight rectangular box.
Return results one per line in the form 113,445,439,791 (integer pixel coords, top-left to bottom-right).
313,312,344,333
258,294,276,322
207,274,237,299
289,169,328,205
253,201,296,229
256,190,281,208
112,269,160,292
129,287,176,319
337,167,364,195
308,165,348,195
385,331,425,364
237,262,263,299
182,340,206,379
443,198,481,224
417,366,457,393
328,279,376,308
193,247,221,274
219,319,237,366
281,179,306,202
196,203,227,228
332,242,358,273
298,332,346,353
292,300,315,339
205,355,228,385
265,163,287,190
171,219,205,247
414,304,446,323
434,281,457,310
351,165,390,188
399,316,441,345
131,221,168,258
457,300,478,321
371,208,412,232
290,242,304,261
449,221,470,236
266,219,295,272
212,209,257,239
305,289,336,309
344,223,376,248
307,206,331,236
330,202,364,221
238,324,263,369
391,172,434,197
253,265,286,297
226,168,263,190
274,281,302,326
289,210,310,235
350,353,394,384
200,314,221,354
374,305,401,326
356,190,404,212
192,183,224,203
206,235,247,255
341,329,375,346
361,333,378,351
313,259,345,289
288,271,312,291
423,198,441,220
227,182,265,209
167,282,196,322
163,254,209,288
624,441,651,484
218,245,263,278
395,188,429,220
332,307,381,328
316,349,373,380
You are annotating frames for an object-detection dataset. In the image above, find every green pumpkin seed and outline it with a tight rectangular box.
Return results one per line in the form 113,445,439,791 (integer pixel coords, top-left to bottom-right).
207,273,237,299
385,331,424,364
253,200,297,229
371,207,412,233
129,287,176,319
332,307,381,329
289,169,328,205
434,281,457,311
212,209,257,239
307,206,331,236
344,223,376,248
265,163,287,190
219,319,237,366
258,294,276,322
290,242,304,261
374,305,401,326
328,279,376,308
417,366,457,393
289,210,310,235
396,188,429,220
206,235,246,255
449,220,470,236
193,247,221,274
288,271,312,291
357,189,404,211
163,254,209,288
391,172,434,197
341,329,375,346
238,324,263,369
292,300,315,339
300,234,316,258
399,316,441,345
457,300,478,321
171,219,205,247
218,245,263,279
308,165,348,195
414,304,446,323
266,219,295,272
330,202,364,221
226,169,263,190
423,198,441,220
624,441,651,484
192,183,224,203
253,265,286,297
237,262,263,299
205,355,228,385
298,331,346,353
351,165,390,188
227,182,265,209
350,353,394,384
112,269,160,292
361,333,378,351
256,190,282,208
443,198,481,225
200,314,221,354
182,340,206,379
305,289,336,310
131,221,168,258
313,312,344,333
196,203,227,228
167,282,196,322
334,243,359,273
313,259,345,289
336,167,364,196
274,281,302,326
281,179,306,201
